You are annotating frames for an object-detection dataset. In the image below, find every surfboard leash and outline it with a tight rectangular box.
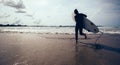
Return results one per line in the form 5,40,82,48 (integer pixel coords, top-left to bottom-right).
95,31,104,45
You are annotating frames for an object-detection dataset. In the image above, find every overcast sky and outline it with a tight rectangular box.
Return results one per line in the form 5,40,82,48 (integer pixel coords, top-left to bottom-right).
0,0,120,26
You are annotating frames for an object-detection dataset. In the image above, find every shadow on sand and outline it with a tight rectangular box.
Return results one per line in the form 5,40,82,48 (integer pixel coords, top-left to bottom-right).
78,42,120,53
75,42,120,65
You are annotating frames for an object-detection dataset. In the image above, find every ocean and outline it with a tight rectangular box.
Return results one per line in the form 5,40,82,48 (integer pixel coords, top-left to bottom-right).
0,26,120,34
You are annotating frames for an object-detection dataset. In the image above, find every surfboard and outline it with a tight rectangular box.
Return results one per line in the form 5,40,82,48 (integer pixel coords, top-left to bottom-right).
84,18,99,33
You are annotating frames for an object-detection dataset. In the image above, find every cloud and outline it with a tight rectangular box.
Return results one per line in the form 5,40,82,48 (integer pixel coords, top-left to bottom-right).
1,0,25,9
25,14,33,17
0,14,10,18
0,0,120,26
12,19,21,24
34,19,41,24
15,10,26,13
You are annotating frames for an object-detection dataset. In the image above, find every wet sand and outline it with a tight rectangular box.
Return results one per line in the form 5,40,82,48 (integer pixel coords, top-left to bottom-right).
0,33,120,65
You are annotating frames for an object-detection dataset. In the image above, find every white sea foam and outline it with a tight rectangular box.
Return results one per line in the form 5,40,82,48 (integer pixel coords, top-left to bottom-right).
0,26,120,34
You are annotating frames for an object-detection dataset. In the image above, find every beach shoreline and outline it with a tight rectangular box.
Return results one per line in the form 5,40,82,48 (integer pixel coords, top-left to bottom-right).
0,32,120,65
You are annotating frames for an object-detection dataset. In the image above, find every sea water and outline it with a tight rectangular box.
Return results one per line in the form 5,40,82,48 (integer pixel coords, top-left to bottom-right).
0,26,120,34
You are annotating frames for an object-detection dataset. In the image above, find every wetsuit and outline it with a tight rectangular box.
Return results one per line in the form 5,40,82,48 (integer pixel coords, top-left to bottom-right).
74,13,87,41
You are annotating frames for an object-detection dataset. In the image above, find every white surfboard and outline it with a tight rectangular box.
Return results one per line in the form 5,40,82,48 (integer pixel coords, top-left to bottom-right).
84,18,99,33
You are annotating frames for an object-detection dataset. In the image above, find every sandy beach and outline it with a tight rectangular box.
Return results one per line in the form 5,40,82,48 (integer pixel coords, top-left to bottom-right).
0,32,120,65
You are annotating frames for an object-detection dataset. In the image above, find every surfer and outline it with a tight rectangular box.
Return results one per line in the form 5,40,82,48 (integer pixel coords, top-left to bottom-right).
74,9,87,43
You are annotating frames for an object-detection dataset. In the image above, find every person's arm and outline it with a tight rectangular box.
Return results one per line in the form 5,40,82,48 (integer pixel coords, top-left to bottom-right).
74,16,77,22
83,14,87,17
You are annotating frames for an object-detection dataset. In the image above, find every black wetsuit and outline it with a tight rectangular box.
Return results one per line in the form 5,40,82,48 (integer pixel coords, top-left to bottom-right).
74,13,87,41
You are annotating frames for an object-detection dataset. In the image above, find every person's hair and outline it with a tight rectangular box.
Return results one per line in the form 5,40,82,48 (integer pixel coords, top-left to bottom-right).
74,9,78,14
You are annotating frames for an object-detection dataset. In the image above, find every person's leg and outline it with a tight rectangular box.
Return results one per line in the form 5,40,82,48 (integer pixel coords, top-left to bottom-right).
84,34,87,39
79,28,87,39
75,26,78,43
